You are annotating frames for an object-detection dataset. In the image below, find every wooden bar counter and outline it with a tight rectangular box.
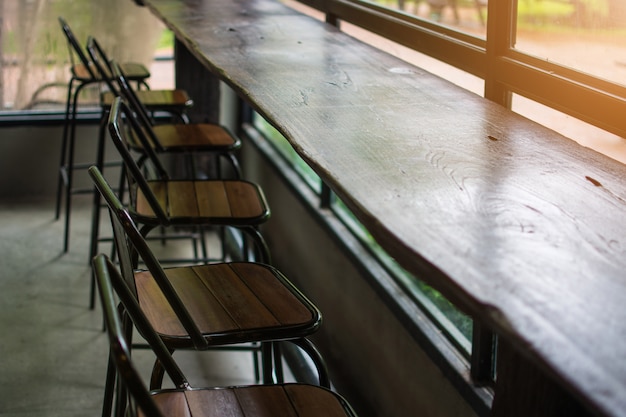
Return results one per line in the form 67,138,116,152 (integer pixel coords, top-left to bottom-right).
135,1,626,415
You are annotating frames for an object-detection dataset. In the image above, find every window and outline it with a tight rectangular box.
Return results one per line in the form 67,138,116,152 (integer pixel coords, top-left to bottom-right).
291,0,626,163
515,0,626,87
330,194,473,355
0,0,169,118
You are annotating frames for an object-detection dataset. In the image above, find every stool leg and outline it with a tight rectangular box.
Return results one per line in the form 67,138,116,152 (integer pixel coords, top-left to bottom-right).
89,109,109,308
55,77,76,220
63,85,82,252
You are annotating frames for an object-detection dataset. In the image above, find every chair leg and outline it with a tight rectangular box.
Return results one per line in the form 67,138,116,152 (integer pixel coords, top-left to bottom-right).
62,80,91,252
89,109,111,308
273,341,285,383
101,351,117,417
149,356,168,390
241,226,271,264
289,338,331,388
261,342,274,384
55,77,76,220
260,341,285,384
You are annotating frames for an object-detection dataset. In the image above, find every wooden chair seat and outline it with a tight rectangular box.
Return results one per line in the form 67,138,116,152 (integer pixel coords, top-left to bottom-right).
136,261,318,346
151,123,238,151
147,384,352,417
72,61,150,83
124,123,239,160
101,88,193,113
136,180,268,225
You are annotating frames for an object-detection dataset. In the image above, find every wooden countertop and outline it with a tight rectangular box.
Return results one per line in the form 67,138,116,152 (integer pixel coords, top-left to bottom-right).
137,1,626,415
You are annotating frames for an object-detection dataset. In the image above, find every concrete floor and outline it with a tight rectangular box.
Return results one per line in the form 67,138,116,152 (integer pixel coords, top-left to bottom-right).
0,196,263,416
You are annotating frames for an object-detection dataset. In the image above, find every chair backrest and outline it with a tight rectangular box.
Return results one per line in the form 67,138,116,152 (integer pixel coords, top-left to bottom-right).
85,36,120,94
111,61,166,152
58,17,98,80
92,253,187,417
89,166,208,350
107,96,170,225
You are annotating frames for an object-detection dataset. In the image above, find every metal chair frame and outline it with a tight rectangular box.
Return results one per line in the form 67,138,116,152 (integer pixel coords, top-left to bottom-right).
93,254,356,417
55,17,151,253
107,98,270,262
87,97,271,307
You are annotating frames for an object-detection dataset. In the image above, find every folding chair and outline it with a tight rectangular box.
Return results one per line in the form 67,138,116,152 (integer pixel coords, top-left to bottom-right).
93,254,357,417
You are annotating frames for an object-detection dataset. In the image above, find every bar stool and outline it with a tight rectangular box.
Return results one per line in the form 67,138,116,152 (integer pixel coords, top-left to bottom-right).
89,167,328,391
87,97,270,308
95,56,242,179
56,22,194,253
55,17,153,251
106,97,271,263
87,60,244,288
93,253,356,417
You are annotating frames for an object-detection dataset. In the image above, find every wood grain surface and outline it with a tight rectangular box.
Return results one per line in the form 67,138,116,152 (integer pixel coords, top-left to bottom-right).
137,1,626,415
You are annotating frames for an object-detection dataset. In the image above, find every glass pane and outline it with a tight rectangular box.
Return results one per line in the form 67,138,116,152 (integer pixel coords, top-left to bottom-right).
514,0,626,86
0,0,165,112
281,0,484,97
253,115,322,192
357,0,488,38
512,93,626,164
332,196,473,355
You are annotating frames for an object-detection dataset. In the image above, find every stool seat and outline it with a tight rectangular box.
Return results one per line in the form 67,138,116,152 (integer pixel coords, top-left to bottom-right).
101,88,193,111
72,61,150,83
147,385,353,417
151,123,238,150
136,262,317,347
136,179,269,226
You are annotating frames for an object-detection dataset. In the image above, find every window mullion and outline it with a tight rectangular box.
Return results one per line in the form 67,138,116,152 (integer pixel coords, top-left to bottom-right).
484,0,516,107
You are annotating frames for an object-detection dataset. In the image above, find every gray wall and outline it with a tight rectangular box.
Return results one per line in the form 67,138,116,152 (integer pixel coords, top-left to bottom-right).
0,125,120,199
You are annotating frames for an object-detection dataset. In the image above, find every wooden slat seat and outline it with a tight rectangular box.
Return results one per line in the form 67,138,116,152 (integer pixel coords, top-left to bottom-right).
123,122,239,161
72,61,150,83
147,384,352,417
100,87,193,114
136,262,318,346
152,123,238,150
136,180,267,223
